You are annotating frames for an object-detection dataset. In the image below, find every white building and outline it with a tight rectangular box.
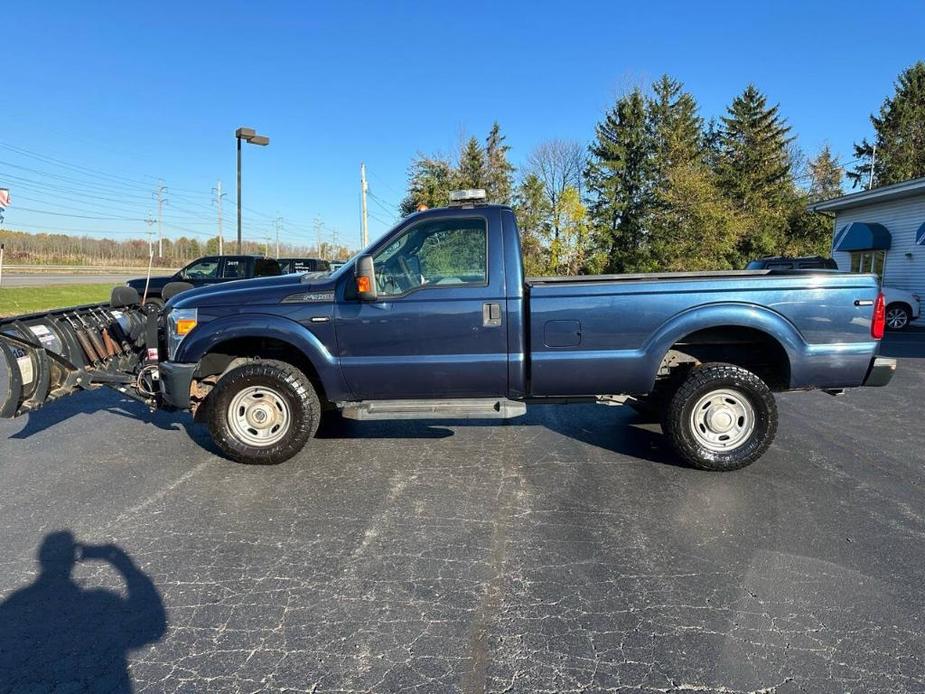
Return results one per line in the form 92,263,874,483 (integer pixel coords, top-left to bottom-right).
809,176,925,300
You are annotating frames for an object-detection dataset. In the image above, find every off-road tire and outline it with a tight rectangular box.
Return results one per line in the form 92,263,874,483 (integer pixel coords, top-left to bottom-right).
206,359,320,465
663,362,777,471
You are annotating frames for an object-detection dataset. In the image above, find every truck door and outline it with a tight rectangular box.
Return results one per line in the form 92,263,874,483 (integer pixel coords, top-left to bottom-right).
334,210,508,400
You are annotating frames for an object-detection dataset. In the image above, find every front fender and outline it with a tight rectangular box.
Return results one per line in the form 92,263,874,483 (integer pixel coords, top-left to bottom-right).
174,313,347,401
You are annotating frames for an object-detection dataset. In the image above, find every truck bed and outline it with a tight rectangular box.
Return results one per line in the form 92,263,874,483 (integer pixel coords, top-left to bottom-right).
525,268,825,285
525,270,881,397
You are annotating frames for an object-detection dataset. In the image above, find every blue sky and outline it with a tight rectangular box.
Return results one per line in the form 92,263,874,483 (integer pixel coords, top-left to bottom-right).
2,1,923,251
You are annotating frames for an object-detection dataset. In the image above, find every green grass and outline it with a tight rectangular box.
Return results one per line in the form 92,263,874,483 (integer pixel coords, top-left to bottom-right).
0,284,114,317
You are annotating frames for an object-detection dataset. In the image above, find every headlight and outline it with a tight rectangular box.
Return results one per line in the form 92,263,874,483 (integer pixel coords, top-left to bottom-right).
167,308,197,360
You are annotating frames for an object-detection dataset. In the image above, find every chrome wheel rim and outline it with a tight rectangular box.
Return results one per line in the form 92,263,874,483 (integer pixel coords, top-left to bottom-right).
886,308,908,330
227,386,290,447
689,388,755,452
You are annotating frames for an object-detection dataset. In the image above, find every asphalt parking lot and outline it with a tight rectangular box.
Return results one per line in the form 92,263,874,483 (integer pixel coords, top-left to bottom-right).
0,333,923,693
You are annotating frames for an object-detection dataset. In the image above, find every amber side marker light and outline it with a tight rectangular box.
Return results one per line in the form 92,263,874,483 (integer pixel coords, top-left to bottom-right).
356,276,372,294
176,318,198,336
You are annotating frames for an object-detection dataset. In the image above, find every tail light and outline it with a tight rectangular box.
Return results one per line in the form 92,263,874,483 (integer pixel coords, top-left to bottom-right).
871,292,886,339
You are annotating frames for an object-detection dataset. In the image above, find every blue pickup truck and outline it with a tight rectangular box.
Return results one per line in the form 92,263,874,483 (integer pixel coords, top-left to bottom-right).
156,191,894,471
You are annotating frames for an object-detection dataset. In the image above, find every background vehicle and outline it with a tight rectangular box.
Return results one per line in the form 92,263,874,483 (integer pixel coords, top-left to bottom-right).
747,256,919,330
746,256,839,270
125,255,281,307
277,258,331,274
146,192,894,471
880,286,920,330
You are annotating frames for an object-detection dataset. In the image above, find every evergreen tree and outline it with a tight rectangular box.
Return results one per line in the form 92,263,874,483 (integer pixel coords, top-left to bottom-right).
644,76,720,272
849,61,925,188
455,136,487,190
585,88,650,272
716,85,794,261
647,75,703,173
717,85,794,206
484,122,515,204
400,154,454,216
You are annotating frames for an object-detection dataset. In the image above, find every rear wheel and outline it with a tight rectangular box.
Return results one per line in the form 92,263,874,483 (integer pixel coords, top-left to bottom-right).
206,359,320,464
662,363,777,471
885,303,911,331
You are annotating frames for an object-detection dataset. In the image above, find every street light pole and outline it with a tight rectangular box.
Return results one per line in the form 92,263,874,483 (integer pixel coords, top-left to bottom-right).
235,127,270,254
236,135,243,253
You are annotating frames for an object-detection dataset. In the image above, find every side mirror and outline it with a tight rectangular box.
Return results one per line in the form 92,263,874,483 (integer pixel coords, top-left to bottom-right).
355,255,378,301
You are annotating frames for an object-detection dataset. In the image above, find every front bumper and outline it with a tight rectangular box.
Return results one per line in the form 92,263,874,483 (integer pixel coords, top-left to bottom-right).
863,356,897,387
159,361,197,409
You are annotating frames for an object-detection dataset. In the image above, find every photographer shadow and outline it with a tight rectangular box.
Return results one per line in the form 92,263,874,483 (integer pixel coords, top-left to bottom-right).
0,532,166,693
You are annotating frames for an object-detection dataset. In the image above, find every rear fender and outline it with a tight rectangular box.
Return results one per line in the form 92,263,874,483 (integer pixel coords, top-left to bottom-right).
644,303,805,390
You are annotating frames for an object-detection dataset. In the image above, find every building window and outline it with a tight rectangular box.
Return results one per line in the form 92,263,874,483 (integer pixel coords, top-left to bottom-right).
849,250,885,277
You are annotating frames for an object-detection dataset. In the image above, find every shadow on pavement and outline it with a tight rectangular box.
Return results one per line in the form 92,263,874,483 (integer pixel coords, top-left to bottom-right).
0,532,167,694
880,329,925,359
317,405,686,468
7,389,219,452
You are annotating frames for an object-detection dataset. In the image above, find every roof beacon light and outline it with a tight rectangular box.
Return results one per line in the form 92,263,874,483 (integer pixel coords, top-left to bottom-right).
449,189,487,205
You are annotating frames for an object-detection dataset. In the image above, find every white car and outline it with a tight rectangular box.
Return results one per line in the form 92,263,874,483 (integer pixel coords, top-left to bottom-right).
881,285,921,330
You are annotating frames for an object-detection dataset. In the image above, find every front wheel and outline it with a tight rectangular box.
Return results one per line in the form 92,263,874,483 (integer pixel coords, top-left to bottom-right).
206,359,320,464
662,363,777,471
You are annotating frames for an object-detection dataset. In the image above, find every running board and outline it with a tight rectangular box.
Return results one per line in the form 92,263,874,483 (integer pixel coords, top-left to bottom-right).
339,398,527,421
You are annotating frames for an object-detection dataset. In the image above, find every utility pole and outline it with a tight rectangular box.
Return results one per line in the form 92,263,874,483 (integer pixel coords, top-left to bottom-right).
331,227,339,260
154,183,167,258
144,215,156,255
360,162,369,248
273,216,283,259
313,217,322,259
263,235,272,257
868,144,877,190
213,180,225,255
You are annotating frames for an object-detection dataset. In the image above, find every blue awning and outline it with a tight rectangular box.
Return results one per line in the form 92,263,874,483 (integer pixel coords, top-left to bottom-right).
916,221,925,246
833,222,892,252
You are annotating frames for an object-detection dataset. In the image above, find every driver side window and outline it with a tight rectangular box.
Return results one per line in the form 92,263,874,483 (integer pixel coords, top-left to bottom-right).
372,218,487,297
182,258,220,280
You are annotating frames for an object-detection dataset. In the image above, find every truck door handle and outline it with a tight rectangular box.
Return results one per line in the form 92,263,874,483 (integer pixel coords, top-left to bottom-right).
482,303,502,327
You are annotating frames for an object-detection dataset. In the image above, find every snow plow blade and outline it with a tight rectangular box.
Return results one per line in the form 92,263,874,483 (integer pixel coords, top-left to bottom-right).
0,286,157,418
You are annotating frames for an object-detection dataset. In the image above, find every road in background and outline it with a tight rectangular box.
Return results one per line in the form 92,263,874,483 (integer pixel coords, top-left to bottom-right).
0,265,180,288
0,335,922,692
0,273,146,288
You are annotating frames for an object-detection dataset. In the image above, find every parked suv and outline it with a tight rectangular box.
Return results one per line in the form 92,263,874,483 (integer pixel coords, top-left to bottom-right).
126,255,282,307
880,286,921,331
